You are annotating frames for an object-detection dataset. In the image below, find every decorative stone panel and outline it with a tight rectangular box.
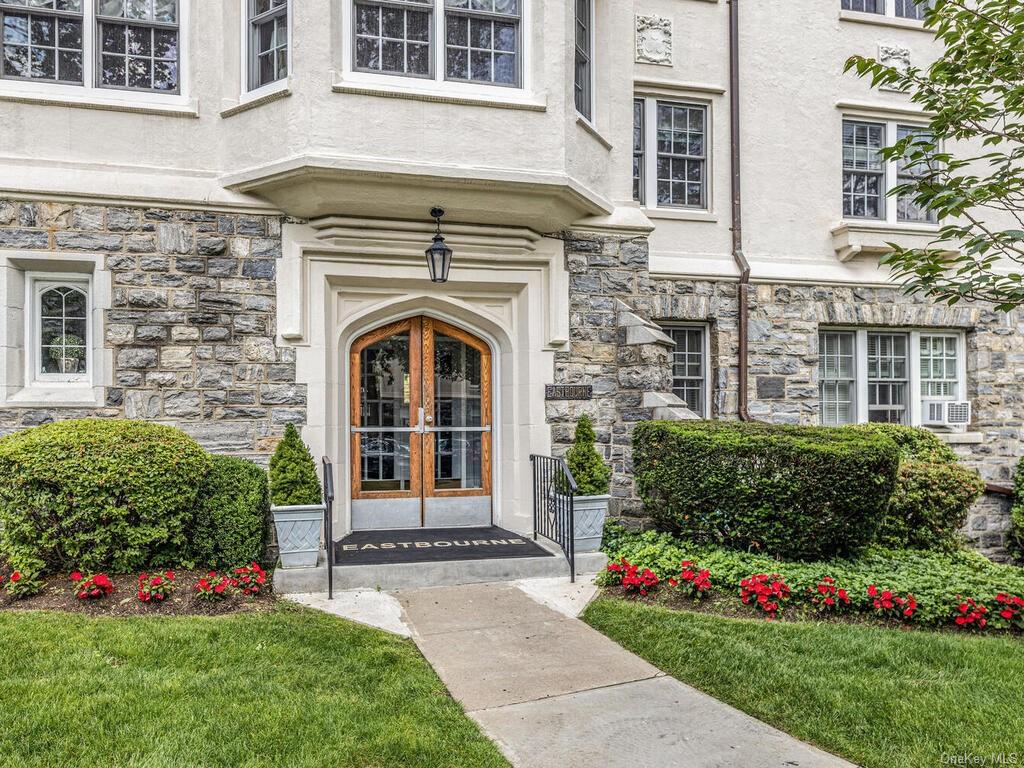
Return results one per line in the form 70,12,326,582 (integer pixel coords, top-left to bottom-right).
0,199,298,460
635,14,673,66
878,44,911,92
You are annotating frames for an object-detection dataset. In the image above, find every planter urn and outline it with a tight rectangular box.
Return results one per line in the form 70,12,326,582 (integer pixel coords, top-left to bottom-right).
271,504,325,569
573,493,610,553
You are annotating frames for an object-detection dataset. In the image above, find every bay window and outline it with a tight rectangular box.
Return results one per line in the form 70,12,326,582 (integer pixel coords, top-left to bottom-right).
351,0,521,88
248,0,288,91
573,0,592,120
0,0,182,94
819,329,966,427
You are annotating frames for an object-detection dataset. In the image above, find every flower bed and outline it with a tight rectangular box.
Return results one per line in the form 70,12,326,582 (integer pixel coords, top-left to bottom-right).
600,524,1024,633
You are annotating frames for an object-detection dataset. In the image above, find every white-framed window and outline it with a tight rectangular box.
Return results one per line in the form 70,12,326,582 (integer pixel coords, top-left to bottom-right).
662,324,710,417
28,275,92,386
818,328,966,427
0,0,185,97
842,0,930,19
634,97,709,211
247,0,287,91
351,0,521,88
842,117,936,224
573,0,592,120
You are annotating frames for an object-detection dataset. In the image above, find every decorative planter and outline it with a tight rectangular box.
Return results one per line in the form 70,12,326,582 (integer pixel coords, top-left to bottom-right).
573,494,610,554
59,358,80,374
272,504,325,569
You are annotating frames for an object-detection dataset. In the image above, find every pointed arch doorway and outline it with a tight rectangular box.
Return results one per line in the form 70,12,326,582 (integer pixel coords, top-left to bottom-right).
349,316,493,529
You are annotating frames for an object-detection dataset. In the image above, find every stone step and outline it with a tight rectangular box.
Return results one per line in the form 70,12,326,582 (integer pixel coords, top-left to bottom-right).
273,548,608,594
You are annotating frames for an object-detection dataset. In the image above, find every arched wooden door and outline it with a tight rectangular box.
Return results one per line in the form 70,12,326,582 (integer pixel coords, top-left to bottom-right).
349,317,492,529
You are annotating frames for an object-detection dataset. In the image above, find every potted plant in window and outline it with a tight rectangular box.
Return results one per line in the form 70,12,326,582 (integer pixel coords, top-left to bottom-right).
565,414,612,553
49,334,85,374
269,424,325,569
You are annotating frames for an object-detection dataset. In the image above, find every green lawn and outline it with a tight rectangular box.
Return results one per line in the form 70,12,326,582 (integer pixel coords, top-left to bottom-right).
0,604,508,768
585,596,1024,768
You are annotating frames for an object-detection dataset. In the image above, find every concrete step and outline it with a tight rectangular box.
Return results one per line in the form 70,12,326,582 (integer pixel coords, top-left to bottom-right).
273,547,607,594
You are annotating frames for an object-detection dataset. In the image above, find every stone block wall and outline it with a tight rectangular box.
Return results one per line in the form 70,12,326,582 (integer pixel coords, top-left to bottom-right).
0,199,300,459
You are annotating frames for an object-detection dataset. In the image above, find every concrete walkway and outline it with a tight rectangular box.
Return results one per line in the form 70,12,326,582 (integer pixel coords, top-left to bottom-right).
397,583,856,768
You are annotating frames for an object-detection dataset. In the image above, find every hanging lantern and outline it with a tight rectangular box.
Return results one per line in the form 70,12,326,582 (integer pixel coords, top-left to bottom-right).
424,206,453,284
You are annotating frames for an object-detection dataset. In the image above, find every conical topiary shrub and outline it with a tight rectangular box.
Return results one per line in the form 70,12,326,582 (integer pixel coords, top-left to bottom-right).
565,414,611,497
269,424,322,507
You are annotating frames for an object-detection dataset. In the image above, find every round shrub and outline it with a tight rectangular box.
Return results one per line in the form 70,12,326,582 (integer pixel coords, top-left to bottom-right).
0,419,209,574
856,424,984,551
633,420,899,560
189,454,270,569
269,424,321,507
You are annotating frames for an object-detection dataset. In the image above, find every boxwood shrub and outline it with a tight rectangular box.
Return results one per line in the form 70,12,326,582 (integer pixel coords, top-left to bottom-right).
0,419,209,574
189,454,270,569
854,424,984,551
633,420,899,560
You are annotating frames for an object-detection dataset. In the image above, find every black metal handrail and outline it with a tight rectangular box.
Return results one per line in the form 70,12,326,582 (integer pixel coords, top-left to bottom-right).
530,454,576,583
322,457,335,600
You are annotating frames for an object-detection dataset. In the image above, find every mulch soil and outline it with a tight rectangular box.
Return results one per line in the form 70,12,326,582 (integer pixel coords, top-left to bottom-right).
0,566,277,617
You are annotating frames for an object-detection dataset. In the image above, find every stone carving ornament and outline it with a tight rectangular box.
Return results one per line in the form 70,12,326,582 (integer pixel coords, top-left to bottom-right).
878,43,911,91
636,14,673,66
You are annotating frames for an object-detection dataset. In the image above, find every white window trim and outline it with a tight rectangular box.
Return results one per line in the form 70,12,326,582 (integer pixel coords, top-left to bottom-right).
662,322,711,419
842,115,938,228
25,272,94,390
821,327,966,429
337,0,534,101
843,0,928,19
239,0,291,97
0,0,191,109
636,95,713,214
573,0,595,124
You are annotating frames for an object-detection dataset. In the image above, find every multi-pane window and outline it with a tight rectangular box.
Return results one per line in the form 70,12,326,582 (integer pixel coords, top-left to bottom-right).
444,0,519,86
354,0,431,77
36,282,89,379
632,98,644,204
352,0,521,87
920,334,959,399
843,118,939,224
655,102,707,209
842,0,929,18
97,0,179,92
820,331,856,426
663,326,707,416
867,332,908,423
0,0,84,84
842,119,885,219
573,0,591,119
249,0,287,90
895,125,936,223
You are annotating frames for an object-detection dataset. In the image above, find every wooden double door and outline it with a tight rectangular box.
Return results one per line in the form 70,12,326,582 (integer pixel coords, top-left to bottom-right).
349,317,492,529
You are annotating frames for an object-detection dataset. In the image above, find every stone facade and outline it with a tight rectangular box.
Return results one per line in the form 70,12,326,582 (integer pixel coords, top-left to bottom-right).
0,199,299,459
551,229,1021,560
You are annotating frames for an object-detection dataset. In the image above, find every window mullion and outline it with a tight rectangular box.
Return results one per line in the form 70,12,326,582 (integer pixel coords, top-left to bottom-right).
856,330,869,423
909,330,922,426
434,0,443,83
644,98,657,208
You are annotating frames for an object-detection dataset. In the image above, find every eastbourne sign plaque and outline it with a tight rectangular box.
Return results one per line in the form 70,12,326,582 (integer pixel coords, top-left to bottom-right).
545,384,593,401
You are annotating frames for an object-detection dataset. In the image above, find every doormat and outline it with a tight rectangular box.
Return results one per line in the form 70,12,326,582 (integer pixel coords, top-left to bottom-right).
334,526,555,566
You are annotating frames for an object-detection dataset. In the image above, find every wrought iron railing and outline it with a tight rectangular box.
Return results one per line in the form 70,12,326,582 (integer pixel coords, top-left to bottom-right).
322,456,335,600
530,454,576,583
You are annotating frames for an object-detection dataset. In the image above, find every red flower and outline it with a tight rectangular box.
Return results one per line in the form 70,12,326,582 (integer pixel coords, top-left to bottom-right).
70,571,83,582
867,584,878,598
10,571,21,583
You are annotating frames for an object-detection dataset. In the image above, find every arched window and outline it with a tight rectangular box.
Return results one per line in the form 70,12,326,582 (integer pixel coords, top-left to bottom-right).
38,283,88,377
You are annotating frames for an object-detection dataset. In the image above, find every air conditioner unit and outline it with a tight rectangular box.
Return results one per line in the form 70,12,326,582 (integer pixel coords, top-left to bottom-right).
922,400,972,427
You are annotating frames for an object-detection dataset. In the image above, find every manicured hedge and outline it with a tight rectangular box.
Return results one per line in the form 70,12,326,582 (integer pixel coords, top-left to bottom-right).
633,420,899,560
855,424,984,551
602,524,1024,627
189,454,270,569
0,420,209,574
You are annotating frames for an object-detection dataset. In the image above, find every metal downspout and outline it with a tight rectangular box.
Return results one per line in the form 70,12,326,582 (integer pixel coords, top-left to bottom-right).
729,0,752,421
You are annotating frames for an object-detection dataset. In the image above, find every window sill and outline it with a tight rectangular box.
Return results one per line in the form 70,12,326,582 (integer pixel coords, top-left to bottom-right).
2,385,102,408
576,116,612,150
838,10,931,32
221,80,292,119
0,88,198,118
935,431,984,445
331,80,546,112
643,207,718,223
830,220,942,262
